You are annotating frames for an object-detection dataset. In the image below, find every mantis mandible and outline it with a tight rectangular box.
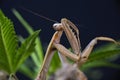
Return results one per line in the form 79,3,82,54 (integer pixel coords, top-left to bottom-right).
35,18,117,80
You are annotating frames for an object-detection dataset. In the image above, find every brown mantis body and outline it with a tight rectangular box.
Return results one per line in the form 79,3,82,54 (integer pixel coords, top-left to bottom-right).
36,18,117,80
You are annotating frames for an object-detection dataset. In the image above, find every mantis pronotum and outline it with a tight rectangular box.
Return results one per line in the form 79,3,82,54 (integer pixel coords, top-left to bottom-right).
35,18,117,80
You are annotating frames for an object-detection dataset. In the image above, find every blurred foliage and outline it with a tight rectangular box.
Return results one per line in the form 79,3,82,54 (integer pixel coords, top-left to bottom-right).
0,9,40,79
12,9,44,79
12,9,120,80
81,43,120,70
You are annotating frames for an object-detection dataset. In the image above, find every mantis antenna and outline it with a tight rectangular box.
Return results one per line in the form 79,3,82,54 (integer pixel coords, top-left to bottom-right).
20,6,58,23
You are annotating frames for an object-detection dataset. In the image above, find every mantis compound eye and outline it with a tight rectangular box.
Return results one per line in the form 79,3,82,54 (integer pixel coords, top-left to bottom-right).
53,23,63,31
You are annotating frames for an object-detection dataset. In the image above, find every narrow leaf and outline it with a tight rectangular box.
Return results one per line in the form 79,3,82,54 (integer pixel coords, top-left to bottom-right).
81,43,120,71
49,51,61,74
14,30,40,72
88,49,120,62
12,9,44,64
12,9,44,78
81,61,120,71
18,63,35,79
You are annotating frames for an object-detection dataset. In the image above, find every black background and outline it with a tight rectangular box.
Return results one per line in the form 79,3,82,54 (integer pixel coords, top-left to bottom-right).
0,0,120,80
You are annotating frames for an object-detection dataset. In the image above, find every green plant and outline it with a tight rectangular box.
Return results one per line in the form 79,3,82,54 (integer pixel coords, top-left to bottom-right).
0,9,40,79
81,43,120,70
12,9,44,79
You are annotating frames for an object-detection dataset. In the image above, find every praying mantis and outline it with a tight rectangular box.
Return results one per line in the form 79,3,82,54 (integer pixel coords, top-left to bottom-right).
35,18,117,80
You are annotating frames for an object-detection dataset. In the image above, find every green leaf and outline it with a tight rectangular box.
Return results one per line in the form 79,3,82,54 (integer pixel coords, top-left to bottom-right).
12,9,43,64
14,30,40,72
88,49,120,62
81,61,120,71
18,63,35,79
0,10,18,73
12,9,44,78
49,51,61,74
81,43,120,71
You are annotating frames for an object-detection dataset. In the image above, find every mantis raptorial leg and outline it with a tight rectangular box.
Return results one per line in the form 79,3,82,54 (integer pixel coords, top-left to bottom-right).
36,31,63,80
53,18,117,65
36,18,117,80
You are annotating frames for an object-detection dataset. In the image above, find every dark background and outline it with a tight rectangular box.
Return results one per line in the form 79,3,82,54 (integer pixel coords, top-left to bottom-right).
0,0,120,80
